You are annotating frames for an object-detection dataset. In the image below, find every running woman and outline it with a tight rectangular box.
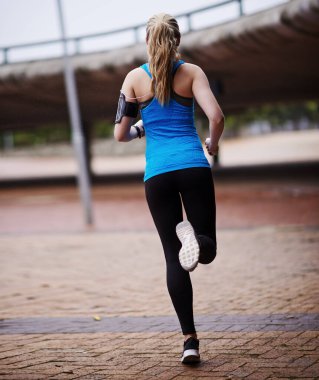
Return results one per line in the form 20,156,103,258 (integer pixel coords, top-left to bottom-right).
114,13,224,364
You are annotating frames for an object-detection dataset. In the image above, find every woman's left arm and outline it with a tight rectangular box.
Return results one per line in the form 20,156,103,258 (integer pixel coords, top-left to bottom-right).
114,71,143,142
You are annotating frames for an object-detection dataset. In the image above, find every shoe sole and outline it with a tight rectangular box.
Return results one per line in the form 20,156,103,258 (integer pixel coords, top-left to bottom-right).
176,221,200,272
181,349,201,363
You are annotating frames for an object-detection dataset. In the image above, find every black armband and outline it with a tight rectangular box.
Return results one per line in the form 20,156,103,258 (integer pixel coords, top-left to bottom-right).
115,91,138,123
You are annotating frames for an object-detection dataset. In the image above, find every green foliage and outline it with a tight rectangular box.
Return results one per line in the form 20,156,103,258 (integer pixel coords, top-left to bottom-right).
0,120,114,149
5,123,70,148
93,120,114,138
225,101,319,131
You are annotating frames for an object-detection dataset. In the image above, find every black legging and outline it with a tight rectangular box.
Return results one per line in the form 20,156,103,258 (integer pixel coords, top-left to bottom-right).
145,167,217,334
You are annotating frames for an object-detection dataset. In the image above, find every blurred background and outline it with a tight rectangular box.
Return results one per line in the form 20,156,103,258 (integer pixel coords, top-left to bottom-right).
0,0,318,233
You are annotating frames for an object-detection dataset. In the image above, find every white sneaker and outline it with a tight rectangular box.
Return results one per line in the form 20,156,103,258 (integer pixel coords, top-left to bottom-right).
176,220,200,272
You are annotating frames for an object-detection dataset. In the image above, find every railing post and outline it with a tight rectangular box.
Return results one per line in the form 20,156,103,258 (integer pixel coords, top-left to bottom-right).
3,131,14,150
238,0,244,16
75,38,81,55
3,48,8,65
134,27,139,44
186,13,192,32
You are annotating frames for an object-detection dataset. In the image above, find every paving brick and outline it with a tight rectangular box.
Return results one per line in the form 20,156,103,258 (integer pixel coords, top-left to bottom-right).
69,373,109,380
229,365,256,378
213,359,247,372
0,374,49,380
244,371,273,379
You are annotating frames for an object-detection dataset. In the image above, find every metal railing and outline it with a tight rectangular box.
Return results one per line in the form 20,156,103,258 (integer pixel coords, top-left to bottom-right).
0,0,244,65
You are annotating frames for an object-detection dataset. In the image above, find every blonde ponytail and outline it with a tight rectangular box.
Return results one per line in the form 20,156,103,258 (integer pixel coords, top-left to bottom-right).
146,13,181,106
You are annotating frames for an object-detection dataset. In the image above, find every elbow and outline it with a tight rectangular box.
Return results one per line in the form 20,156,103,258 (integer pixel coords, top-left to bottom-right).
209,111,224,127
114,125,126,142
219,112,225,127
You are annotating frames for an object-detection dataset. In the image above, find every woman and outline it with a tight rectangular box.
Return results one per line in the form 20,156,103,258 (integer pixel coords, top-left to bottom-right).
114,13,224,364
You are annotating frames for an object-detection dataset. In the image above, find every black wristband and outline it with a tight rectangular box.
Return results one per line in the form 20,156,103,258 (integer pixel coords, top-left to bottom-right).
133,125,142,139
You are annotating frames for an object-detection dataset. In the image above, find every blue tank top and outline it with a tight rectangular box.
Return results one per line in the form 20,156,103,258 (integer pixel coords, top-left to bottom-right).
139,60,210,182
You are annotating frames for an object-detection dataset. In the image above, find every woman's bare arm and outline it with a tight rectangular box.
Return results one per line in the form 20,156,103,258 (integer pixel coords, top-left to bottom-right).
114,70,143,142
191,66,224,155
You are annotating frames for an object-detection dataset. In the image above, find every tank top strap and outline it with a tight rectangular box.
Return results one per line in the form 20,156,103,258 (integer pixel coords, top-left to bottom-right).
140,63,152,79
172,59,185,76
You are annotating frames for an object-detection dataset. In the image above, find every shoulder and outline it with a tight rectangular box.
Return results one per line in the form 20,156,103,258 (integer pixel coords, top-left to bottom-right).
183,62,205,73
125,67,148,81
121,67,145,88
121,66,150,98
178,62,206,78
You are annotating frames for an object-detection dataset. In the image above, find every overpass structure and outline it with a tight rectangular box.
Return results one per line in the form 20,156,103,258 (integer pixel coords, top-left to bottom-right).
0,0,319,130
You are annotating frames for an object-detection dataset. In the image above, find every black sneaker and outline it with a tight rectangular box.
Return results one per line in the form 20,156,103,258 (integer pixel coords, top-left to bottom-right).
181,337,200,364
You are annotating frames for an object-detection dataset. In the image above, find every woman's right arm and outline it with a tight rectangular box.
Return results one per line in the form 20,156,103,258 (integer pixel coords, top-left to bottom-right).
191,65,224,156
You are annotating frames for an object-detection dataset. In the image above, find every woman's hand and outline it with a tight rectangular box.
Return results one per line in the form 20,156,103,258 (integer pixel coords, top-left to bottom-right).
205,138,219,156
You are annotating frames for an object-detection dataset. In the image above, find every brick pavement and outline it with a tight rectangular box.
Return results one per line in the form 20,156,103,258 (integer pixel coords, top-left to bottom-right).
0,330,319,379
1,224,319,379
1,175,319,379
